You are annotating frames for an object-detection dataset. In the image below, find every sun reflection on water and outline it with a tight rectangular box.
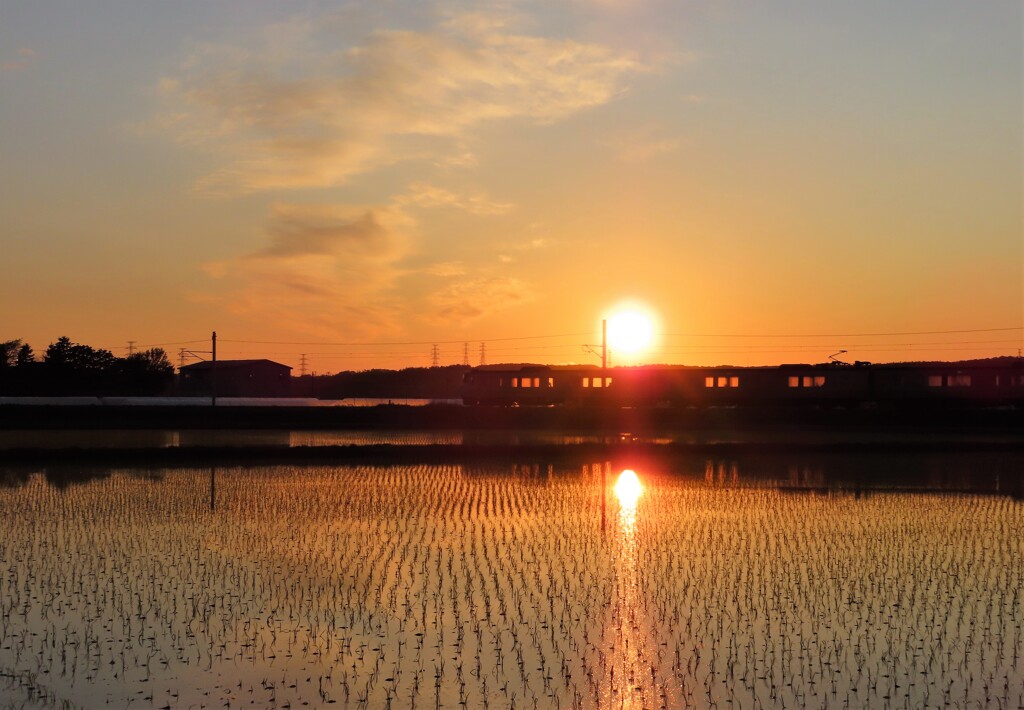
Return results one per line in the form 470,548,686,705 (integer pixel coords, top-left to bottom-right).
614,469,643,511
602,468,669,708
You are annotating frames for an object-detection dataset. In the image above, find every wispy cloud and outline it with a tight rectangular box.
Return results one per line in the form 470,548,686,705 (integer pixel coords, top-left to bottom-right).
196,204,411,338
2,48,37,73
429,276,536,322
423,261,466,277
605,125,680,162
396,183,514,215
258,203,401,258
156,11,643,194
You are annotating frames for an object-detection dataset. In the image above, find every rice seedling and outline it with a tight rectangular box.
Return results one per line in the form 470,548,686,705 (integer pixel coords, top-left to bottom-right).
0,456,1019,708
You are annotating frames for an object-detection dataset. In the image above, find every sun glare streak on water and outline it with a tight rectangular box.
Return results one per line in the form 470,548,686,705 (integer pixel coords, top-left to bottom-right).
602,469,672,708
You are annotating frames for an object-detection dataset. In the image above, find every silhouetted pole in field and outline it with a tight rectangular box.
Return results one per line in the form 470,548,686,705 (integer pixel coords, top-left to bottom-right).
582,320,607,372
602,319,607,371
601,462,607,533
211,331,217,407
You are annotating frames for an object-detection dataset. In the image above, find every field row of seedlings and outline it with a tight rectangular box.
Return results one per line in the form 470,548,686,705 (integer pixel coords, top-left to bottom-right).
0,459,1021,708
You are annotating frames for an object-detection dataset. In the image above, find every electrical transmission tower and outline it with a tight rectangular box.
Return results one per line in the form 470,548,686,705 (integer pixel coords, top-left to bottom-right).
127,340,136,356
479,342,486,366
463,342,470,366
299,354,308,377
431,344,440,367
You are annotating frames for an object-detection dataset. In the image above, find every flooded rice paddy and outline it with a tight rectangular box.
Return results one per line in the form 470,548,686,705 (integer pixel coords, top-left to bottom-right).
0,455,1022,709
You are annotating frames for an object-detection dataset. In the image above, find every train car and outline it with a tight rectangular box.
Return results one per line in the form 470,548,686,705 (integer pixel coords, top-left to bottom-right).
461,360,1024,407
869,361,1024,405
460,364,599,406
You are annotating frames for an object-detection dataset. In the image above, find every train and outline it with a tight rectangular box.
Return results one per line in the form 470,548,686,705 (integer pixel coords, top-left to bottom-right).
461,359,1024,407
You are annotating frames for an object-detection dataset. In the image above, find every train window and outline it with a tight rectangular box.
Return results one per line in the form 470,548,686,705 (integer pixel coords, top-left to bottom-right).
522,378,533,388
717,377,728,387
705,377,714,388
927,375,943,387
948,374,971,387
606,378,612,386
533,377,541,388
512,377,519,388
788,375,824,388
729,376,739,388
548,377,554,388
583,377,590,388
593,378,603,388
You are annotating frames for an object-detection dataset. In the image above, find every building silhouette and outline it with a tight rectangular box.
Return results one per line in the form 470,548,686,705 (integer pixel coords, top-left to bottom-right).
178,359,292,397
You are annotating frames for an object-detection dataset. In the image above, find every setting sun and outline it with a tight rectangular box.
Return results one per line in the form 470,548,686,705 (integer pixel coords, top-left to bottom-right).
607,309,656,356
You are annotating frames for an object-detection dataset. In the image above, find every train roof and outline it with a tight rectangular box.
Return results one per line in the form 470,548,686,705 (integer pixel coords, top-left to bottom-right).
468,359,1022,373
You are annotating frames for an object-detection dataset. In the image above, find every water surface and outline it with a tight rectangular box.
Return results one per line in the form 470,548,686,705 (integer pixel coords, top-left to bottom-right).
0,455,1021,708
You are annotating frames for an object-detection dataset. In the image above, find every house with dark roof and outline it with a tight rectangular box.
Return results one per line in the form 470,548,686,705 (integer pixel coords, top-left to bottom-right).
178,359,292,397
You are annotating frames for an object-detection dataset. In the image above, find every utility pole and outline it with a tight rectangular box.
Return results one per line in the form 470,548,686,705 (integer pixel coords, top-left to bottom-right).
178,348,186,369
601,462,608,533
602,319,607,371
211,331,217,407
463,342,470,366
479,342,486,366
431,344,440,367
583,322,607,371
127,340,136,356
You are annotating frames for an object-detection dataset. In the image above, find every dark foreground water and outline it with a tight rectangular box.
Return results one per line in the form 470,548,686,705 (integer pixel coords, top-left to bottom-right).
0,455,1021,709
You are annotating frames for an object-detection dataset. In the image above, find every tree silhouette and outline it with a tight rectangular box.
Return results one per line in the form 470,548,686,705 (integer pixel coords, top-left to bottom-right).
123,348,173,375
0,339,22,368
44,336,115,371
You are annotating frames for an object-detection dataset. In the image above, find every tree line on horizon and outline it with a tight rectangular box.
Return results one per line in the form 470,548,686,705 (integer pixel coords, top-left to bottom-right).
1,337,469,398
0,337,174,396
302,365,470,400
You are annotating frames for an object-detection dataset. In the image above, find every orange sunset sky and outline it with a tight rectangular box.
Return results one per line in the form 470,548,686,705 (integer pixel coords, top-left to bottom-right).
1,2,1021,372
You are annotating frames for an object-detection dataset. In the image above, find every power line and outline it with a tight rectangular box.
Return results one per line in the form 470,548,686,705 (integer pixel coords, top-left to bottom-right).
200,338,1023,358
219,332,590,346
152,326,1022,349
303,340,1017,358
661,326,1024,339
141,339,209,347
